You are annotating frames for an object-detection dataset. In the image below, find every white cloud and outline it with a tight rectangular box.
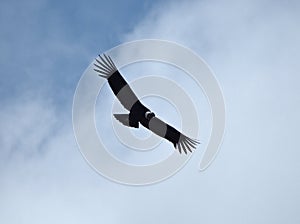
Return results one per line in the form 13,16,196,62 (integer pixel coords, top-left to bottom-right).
0,92,121,223
1,0,300,223
121,0,300,223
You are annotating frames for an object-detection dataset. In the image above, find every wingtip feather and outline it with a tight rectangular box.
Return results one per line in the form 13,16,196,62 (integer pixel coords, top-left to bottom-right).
94,54,117,78
176,134,200,154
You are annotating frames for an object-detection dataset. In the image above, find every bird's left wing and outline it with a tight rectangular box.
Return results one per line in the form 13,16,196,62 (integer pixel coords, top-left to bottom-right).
94,54,139,111
148,116,199,154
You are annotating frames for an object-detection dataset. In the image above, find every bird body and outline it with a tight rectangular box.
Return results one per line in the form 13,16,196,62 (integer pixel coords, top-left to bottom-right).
94,54,199,154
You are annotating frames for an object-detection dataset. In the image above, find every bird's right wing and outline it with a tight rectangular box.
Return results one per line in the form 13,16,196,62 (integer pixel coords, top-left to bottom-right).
148,116,199,154
94,54,140,111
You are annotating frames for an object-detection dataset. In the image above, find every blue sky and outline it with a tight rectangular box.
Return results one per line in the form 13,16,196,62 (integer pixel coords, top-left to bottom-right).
1,0,300,223
0,0,160,105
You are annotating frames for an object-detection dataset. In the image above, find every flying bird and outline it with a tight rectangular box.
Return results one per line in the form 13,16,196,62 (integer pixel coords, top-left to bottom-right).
94,54,199,154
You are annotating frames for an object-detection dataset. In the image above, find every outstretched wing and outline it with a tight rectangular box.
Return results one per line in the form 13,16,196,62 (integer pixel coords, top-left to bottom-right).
94,54,199,154
148,116,199,154
94,54,139,111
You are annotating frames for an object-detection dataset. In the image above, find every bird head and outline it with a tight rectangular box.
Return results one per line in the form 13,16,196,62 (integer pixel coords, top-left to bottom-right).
145,111,155,120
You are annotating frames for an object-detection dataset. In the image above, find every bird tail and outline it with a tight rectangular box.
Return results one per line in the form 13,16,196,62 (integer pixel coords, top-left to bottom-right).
113,114,139,128
94,54,117,78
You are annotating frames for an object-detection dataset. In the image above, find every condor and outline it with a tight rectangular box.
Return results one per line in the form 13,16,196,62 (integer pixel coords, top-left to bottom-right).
94,54,199,154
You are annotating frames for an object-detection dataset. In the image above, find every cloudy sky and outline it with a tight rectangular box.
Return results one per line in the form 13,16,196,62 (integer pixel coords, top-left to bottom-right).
1,0,300,223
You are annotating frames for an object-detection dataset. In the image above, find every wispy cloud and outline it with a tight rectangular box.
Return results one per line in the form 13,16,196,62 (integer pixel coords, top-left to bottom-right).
1,0,300,223
121,0,300,223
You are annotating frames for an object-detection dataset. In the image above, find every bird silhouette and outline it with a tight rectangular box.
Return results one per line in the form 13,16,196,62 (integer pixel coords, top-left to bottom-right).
94,54,199,154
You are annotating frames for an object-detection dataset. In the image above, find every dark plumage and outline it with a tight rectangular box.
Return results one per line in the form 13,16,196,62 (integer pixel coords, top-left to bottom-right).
94,54,199,154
